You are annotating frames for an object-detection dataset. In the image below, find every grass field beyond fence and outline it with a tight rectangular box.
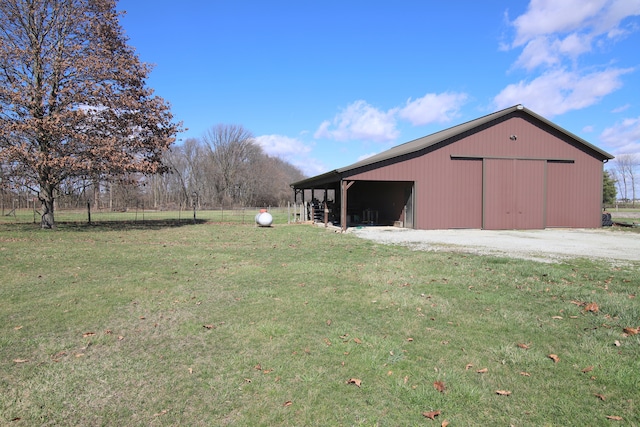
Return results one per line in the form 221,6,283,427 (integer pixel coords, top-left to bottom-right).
1,222,638,426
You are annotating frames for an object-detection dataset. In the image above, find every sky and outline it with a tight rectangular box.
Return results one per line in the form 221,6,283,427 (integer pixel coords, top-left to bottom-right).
116,0,640,177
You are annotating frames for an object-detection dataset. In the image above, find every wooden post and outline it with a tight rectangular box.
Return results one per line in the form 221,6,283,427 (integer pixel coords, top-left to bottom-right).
341,180,354,232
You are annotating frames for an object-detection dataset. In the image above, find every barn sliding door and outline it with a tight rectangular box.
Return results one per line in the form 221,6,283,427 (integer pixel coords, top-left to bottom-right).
483,159,546,230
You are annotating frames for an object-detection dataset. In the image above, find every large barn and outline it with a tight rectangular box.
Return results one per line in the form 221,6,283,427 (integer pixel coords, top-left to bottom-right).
291,105,614,231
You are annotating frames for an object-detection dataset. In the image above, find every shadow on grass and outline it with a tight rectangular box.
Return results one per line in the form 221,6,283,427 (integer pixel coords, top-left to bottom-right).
0,219,210,232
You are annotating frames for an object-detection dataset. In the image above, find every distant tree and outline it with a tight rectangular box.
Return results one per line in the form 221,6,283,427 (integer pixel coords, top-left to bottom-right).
602,170,617,206
201,125,262,206
0,0,181,228
613,154,638,205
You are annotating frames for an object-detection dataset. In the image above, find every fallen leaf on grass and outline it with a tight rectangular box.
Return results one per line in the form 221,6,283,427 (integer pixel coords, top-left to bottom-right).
548,354,560,363
347,378,362,387
594,393,606,401
552,316,563,320
422,410,441,420
496,390,512,396
203,324,216,330
433,380,446,393
13,326,22,330
353,337,362,344
153,410,168,417
614,340,621,347
82,332,95,338
517,343,530,349
441,421,449,427
465,363,473,370
606,415,623,421
283,400,292,407
582,366,594,373
13,359,28,363
623,327,638,335
520,371,531,377
476,368,488,373
584,302,599,313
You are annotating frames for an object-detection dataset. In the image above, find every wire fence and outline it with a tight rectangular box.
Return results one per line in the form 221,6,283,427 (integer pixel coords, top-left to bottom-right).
0,204,312,226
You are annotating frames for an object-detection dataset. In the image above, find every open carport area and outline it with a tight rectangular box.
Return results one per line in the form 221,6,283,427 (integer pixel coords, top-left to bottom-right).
350,227,640,264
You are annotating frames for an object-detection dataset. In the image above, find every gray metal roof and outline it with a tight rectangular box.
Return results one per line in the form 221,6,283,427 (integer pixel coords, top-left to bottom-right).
292,105,614,188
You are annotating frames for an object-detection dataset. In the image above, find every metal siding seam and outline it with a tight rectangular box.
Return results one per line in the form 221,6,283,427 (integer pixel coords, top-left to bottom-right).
482,158,486,229
543,160,548,228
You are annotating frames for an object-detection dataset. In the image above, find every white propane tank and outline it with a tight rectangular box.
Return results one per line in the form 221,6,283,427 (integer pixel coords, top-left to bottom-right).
255,209,273,227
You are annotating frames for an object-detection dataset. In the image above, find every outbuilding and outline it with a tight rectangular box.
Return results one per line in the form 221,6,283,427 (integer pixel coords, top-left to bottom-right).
291,105,614,231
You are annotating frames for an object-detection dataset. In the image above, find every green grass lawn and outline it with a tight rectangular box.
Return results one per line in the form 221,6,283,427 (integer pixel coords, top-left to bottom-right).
1,222,638,426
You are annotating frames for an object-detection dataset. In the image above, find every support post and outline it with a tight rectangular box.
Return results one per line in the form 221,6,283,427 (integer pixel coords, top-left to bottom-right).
340,180,355,232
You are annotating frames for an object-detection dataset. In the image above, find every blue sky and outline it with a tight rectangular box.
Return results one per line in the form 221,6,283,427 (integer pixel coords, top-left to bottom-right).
117,0,640,176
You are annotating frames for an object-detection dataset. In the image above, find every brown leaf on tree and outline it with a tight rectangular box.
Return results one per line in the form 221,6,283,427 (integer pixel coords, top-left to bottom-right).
477,368,488,373
582,366,594,373
347,378,362,387
496,390,512,396
584,302,599,313
594,393,606,401
433,380,446,393
606,415,623,420
422,410,441,420
548,354,560,363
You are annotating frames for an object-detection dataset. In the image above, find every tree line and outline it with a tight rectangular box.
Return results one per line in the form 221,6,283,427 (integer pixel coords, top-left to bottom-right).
608,154,639,206
156,125,304,209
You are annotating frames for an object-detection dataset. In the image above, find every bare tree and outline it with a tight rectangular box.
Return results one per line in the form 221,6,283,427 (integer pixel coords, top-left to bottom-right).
202,125,262,206
614,154,638,205
0,0,181,228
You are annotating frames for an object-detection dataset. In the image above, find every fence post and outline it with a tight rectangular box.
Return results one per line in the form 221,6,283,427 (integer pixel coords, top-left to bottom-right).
87,201,91,225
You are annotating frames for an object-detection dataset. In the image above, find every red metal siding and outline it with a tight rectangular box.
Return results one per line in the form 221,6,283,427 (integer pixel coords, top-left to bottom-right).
345,115,605,229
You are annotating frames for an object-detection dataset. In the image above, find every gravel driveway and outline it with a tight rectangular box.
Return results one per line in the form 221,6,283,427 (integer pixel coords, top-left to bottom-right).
350,227,640,264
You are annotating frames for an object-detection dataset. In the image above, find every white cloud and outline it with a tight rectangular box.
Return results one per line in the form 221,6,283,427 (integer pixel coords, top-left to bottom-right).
255,134,311,158
314,92,469,143
512,0,609,47
357,152,380,162
509,0,640,70
313,100,399,143
612,103,631,113
494,67,632,116
398,92,468,126
254,134,325,175
600,116,640,154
